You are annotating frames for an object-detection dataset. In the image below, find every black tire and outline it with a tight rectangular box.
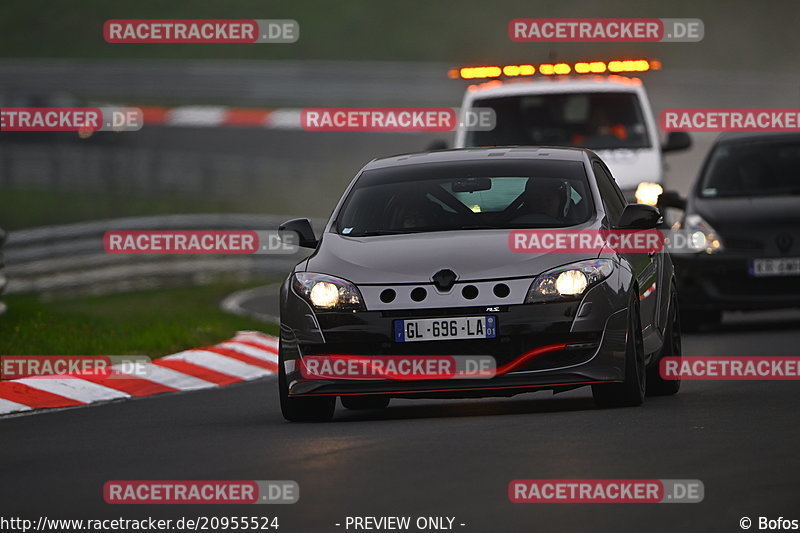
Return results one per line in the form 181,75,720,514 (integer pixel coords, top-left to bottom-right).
593,293,646,408
341,396,390,410
680,308,721,333
278,344,335,422
647,286,682,396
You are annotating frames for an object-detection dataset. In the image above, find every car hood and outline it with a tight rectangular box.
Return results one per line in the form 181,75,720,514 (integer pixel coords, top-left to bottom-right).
688,196,800,234
690,195,800,253
305,230,600,284
595,148,662,191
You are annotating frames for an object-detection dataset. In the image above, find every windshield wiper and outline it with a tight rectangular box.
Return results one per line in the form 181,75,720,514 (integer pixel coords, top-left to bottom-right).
345,229,423,237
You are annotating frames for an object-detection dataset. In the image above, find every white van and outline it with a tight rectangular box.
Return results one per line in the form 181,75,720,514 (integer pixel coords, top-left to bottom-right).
453,72,691,203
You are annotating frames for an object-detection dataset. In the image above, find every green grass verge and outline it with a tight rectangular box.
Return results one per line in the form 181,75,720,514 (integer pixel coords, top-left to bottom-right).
0,188,279,231
0,282,278,357
0,0,789,72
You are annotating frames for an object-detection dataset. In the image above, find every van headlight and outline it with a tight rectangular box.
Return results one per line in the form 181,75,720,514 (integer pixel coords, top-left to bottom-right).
293,272,365,311
680,214,724,254
526,259,614,303
635,182,663,206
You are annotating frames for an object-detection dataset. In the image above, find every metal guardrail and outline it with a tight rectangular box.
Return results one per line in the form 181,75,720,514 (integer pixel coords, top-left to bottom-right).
0,226,7,316
4,214,324,295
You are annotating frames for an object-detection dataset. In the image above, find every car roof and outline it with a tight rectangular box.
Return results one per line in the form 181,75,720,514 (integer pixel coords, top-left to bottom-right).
716,132,800,144
363,146,592,170
463,75,644,99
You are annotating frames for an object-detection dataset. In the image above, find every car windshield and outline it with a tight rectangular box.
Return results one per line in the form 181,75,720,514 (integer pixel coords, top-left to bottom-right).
335,159,594,236
464,91,651,150
699,140,800,198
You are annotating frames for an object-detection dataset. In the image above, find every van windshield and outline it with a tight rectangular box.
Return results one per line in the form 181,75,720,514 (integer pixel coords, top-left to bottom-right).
465,92,651,150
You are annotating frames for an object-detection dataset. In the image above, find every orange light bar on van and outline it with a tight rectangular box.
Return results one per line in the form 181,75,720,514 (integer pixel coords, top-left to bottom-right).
449,59,659,79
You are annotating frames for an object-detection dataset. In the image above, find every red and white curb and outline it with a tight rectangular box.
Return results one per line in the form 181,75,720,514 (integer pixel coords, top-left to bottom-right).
124,105,433,131
138,105,302,129
0,331,278,416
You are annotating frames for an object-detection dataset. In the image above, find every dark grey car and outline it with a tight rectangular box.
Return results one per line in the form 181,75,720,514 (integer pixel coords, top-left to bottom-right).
278,147,681,421
661,133,800,330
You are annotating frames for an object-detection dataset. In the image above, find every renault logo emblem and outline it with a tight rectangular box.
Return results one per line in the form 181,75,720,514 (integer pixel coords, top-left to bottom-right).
432,269,457,291
777,233,793,254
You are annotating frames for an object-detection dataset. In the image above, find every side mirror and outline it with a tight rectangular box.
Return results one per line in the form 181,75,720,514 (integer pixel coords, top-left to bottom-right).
657,190,687,210
662,131,692,153
427,139,448,151
616,204,662,230
279,218,318,249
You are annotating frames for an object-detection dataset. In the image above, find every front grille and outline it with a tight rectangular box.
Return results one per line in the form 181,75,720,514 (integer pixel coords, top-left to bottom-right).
381,305,511,318
301,332,600,369
710,275,800,297
725,237,764,251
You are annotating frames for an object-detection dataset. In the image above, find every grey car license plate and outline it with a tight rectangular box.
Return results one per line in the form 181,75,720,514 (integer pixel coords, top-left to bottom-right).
749,258,800,277
394,316,496,342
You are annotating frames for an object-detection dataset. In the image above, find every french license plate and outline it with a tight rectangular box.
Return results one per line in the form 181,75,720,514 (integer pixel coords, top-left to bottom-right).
749,258,800,277
394,316,496,343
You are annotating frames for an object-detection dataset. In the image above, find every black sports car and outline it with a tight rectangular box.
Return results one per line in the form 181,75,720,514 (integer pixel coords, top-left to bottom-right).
661,133,800,330
278,147,681,421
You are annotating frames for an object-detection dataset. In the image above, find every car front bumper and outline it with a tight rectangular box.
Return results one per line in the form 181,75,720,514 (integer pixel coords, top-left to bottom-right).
280,278,631,398
673,253,800,311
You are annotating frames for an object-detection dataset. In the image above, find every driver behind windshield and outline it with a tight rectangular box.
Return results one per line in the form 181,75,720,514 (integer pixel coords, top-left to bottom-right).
511,178,570,226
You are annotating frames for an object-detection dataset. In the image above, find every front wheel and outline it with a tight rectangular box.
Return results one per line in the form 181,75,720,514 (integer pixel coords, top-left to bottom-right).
278,344,335,422
593,293,646,408
647,285,682,396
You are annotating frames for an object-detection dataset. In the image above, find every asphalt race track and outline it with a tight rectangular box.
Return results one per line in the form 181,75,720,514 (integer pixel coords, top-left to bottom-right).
2,309,799,533
4,63,800,533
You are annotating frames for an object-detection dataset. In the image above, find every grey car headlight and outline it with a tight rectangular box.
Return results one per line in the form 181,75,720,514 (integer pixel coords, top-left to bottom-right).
293,272,365,311
680,214,724,254
525,259,614,303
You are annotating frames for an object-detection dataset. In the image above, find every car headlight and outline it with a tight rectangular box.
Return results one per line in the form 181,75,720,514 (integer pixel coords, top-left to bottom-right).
680,214,724,254
635,182,663,206
525,259,614,303
293,272,365,311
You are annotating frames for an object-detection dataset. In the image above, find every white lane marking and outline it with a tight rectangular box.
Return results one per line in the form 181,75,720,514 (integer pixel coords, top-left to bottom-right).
166,350,272,380
15,378,130,402
129,363,217,391
217,341,279,363
0,398,33,414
